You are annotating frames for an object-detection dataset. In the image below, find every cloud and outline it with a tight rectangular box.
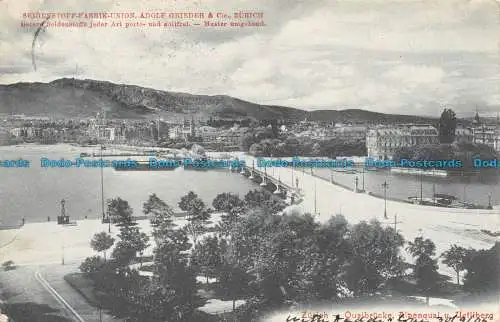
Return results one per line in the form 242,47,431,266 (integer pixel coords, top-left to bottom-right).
383,65,445,84
0,0,498,117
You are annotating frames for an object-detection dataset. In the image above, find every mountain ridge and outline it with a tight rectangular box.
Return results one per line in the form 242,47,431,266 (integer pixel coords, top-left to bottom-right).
0,78,438,124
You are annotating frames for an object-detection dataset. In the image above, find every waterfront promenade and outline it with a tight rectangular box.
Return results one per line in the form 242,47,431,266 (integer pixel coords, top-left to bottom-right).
242,155,499,276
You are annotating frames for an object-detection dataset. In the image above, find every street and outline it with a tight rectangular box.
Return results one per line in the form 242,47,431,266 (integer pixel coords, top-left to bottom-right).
0,264,120,322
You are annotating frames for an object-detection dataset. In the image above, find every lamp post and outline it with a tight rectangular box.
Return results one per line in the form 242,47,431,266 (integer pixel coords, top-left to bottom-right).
314,176,317,216
488,193,492,209
362,168,365,191
99,144,105,217
355,176,359,192
382,181,389,219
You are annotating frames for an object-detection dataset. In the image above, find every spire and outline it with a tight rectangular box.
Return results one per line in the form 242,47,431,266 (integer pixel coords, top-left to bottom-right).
473,107,480,125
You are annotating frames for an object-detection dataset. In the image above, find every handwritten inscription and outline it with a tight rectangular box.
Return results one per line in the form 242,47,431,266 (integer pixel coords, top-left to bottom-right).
284,312,495,322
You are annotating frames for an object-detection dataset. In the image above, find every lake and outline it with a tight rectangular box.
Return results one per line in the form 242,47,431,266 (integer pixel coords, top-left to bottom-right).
0,144,258,226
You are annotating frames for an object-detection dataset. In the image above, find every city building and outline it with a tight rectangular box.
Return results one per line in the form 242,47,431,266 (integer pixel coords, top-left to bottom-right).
470,112,500,152
454,126,473,142
195,126,219,144
87,111,117,142
366,124,439,159
168,118,195,141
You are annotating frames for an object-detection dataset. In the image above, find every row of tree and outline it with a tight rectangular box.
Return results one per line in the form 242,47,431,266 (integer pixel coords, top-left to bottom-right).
80,190,499,322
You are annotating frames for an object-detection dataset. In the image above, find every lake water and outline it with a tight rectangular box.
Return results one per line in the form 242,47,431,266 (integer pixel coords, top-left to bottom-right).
0,144,258,226
313,167,500,207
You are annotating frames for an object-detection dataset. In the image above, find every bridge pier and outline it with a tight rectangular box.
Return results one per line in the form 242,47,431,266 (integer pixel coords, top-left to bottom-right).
249,170,255,179
260,177,267,186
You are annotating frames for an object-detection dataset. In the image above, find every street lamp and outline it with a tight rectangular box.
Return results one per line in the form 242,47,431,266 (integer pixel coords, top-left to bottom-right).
100,144,105,218
382,181,389,219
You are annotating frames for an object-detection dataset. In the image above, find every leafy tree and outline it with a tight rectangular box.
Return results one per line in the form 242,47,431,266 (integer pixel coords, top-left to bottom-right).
143,193,176,242
112,240,137,266
107,197,136,227
303,215,352,300
212,193,245,236
406,237,436,258
212,192,244,214
79,256,104,274
462,242,499,294
178,191,198,212
438,108,457,143
407,237,442,305
143,220,204,321
90,232,115,262
244,189,286,214
441,244,468,285
117,225,150,267
191,236,225,283
240,132,256,151
178,192,210,244
345,220,405,296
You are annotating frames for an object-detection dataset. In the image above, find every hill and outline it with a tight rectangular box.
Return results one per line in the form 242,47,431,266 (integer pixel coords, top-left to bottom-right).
0,78,436,123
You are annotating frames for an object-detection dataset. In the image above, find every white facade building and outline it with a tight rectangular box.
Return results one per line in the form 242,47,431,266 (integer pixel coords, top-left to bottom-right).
366,124,439,159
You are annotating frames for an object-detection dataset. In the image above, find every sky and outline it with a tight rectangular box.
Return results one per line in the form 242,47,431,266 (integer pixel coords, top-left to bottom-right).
0,0,499,117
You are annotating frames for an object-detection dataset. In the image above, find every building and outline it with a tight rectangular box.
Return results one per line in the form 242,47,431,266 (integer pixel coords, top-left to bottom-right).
195,126,219,144
366,124,439,159
454,126,473,142
216,127,248,151
327,125,367,140
87,112,117,142
470,112,500,152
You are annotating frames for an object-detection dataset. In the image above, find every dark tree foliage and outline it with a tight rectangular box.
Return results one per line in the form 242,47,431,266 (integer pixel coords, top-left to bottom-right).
441,244,468,286
463,242,499,294
438,108,457,144
243,189,286,213
106,197,136,227
345,220,405,295
407,237,444,304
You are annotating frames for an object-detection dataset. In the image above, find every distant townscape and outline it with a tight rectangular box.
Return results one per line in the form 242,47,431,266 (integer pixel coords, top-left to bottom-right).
2,102,500,163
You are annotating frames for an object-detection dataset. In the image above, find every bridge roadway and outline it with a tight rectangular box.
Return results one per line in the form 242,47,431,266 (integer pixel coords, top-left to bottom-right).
240,162,301,200
239,155,499,277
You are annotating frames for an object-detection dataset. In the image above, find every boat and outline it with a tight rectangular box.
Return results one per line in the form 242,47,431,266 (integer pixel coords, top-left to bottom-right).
80,152,91,157
391,168,448,177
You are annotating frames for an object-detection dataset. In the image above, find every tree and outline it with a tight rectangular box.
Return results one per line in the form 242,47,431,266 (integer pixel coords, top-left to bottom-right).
243,189,286,214
90,232,115,262
117,225,150,267
212,193,244,236
191,236,225,283
240,132,256,151
407,237,442,305
178,191,198,212
107,197,136,227
143,218,204,321
179,192,210,244
79,256,104,274
212,192,244,214
143,193,176,242
462,242,499,294
438,108,457,144
441,245,468,286
345,220,405,296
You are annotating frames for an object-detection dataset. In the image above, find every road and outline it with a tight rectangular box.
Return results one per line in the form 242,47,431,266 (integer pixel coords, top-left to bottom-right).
0,264,121,322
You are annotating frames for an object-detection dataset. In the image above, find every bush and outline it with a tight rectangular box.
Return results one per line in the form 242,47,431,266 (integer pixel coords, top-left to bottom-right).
2,260,15,271
79,256,104,274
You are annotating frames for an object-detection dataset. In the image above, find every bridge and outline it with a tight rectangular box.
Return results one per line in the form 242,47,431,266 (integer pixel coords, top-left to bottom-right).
238,158,303,204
